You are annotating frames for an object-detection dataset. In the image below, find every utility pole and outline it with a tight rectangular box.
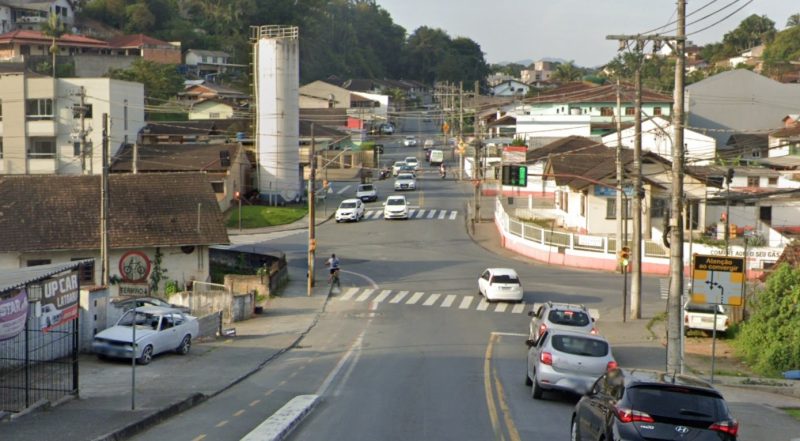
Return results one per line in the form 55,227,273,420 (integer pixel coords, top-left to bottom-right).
631,50,643,320
668,0,687,374
473,125,482,232
459,81,464,181
100,114,109,286
615,77,624,252
307,124,316,296
78,86,88,175
132,142,138,174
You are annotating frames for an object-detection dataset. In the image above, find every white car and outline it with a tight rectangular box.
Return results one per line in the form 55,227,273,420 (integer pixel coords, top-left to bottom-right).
356,184,378,202
92,306,199,365
404,156,419,170
478,268,523,302
392,161,406,176
335,198,365,222
394,173,417,191
383,195,409,220
403,136,417,147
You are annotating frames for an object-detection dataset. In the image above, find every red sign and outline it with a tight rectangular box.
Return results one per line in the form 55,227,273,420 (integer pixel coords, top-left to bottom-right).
119,251,152,283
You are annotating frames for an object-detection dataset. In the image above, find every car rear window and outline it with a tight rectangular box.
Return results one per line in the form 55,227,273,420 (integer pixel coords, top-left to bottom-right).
551,335,608,357
359,185,373,191
491,275,519,284
340,202,356,208
684,303,723,313
548,309,591,326
627,386,727,422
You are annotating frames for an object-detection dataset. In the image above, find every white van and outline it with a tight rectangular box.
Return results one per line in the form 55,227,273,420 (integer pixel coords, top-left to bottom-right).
429,149,444,166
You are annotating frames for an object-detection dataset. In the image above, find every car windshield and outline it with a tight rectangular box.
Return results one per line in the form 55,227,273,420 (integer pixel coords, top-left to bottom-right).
627,386,727,421
359,185,373,191
340,202,357,209
548,309,591,326
117,310,155,327
551,335,608,357
491,275,519,284
387,199,405,206
394,162,404,166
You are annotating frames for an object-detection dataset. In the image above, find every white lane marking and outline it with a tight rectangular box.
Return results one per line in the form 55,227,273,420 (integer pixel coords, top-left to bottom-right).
492,332,528,337
423,293,441,306
477,299,490,311
406,292,425,305
338,270,379,289
494,303,508,313
356,289,375,302
316,330,365,396
441,294,456,308
374,290,392,302
438,210,446,220
389,290,409,304
459,297,473,309
370,210,383,219
340,287,359,301
416,209,426,218
336,185,351,195
427,210,436,219
449,211,458,220
408,209,416,217
512,303,526,314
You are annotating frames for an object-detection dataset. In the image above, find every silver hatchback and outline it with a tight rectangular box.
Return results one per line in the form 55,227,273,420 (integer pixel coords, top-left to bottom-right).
526,329,617,399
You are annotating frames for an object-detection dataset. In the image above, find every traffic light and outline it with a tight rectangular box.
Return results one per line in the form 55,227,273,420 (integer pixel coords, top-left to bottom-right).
618,246,631,267
516,165,527,187
501,165,528,187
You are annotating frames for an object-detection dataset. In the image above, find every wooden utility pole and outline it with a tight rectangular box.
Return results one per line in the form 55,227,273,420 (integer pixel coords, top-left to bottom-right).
307,124,316,296
615,78,624,251
668,0,687,373
100,114,109,286
631,50,643,320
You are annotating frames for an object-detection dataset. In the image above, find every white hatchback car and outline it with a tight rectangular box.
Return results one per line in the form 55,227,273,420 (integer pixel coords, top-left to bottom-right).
335,198,365,222
404,156,419,170
394,173,417,191
403,136,417,147
478,268,523,302
392,161,406,176
383,195,409,220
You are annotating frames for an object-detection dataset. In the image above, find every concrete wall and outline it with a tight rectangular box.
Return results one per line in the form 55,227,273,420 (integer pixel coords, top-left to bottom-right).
73,55,136,78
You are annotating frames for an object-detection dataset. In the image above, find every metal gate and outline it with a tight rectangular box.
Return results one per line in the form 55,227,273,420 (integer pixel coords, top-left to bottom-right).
0,311,78,412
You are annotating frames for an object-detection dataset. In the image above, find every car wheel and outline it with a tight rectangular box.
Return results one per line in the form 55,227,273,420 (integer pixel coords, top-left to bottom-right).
176,335,192,355
531,370,543,399
570,417,580,441
138,345,154,365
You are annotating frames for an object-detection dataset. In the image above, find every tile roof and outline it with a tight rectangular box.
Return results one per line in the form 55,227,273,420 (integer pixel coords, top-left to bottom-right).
187,49,230,57
0,173,229,252
526,136,599,163
300,108,348,126
299,120,348,138
110,143,240,173
0,261,91,294
523,81,672,104
107,34,174,49
0,30,109,47
142,119,251,136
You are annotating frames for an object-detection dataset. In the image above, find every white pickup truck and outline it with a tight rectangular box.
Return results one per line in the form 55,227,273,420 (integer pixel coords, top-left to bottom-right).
683,302,729,334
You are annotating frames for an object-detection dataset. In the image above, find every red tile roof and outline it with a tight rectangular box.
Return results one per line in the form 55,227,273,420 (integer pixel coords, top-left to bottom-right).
523,81,672,104
0,29,109,48
107,34,174,49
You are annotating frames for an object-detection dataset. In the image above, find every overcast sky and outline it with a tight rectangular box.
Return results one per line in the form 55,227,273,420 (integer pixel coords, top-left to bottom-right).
376,0,798,67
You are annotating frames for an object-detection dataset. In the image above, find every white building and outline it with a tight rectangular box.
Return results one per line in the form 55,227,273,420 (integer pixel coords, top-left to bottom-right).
601,116,717,165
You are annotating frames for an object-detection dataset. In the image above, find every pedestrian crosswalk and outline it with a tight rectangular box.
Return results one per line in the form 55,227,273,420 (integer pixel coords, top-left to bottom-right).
360,208,460,221
333,287,600,318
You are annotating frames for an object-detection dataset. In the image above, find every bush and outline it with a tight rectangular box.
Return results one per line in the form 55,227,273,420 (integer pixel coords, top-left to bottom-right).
734,263,800,376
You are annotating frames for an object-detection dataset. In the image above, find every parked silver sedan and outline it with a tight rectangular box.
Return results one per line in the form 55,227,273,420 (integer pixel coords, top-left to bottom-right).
526,329,616,399
92,306,199,365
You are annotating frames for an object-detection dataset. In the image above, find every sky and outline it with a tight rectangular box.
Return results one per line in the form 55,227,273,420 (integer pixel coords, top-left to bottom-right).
375,0,798,67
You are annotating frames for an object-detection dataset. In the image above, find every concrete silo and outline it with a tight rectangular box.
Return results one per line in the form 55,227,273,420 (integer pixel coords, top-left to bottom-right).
251,25,301,203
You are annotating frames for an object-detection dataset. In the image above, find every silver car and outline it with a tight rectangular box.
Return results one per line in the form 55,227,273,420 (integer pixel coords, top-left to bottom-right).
528,301,597,341
92,306,199,365
526,329,617,399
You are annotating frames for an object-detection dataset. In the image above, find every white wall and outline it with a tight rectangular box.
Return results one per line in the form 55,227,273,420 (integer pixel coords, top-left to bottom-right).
517,114,592,139
602,118,717,165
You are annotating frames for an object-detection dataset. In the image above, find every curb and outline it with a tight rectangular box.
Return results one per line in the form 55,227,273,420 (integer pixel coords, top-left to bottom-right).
240,395,318,441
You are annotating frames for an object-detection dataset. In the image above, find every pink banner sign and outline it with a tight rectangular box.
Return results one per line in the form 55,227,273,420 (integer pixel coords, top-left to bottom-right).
0,289,28,341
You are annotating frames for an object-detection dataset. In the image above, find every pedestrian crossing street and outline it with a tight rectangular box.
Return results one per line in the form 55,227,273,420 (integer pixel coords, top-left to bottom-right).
361,208,459,221
334,287,603,319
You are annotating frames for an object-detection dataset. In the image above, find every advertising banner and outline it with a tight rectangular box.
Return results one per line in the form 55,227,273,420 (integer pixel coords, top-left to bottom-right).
0,289,28,341
502,146,527,164
40,271,80,332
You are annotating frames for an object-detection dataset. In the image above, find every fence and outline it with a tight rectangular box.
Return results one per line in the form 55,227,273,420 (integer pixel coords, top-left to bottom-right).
188,281,231,322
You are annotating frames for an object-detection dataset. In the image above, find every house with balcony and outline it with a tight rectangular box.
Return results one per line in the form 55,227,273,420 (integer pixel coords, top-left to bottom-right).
0,65,144,175
184,49,234,79
0,0,75,34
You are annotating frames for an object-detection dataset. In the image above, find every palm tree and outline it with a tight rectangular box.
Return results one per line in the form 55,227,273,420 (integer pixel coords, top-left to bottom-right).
41,13,66,77
787,13,800,28
552,61,582,83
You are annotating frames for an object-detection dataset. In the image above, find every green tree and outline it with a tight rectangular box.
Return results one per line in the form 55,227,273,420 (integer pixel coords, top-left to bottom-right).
722,14,776,52
41,12,66,77
107,59,184,104
787,13,800,28
763,26,800,76
125,2,156,33
552,61,582,83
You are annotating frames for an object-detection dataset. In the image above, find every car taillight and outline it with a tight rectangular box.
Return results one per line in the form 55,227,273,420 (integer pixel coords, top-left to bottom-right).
538,323,547,336
590,327,598,335
540,351,553,365
709,419,739,436
606,361,618,370
614,406,654,423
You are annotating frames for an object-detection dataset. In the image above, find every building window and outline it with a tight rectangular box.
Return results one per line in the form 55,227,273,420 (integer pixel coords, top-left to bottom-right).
209,112,220,119
0,98,3,120
653,107,662,115
747,176,760,187
580,194,586,217
72,258,95,284
124,99,128,130
561,192,569,213
625,107,635,116
651,198,668,218
211,181,224,193
28,138,56,158
768,177,778,186
606,198,631,219
0,138,3,159
26,99,53,120
73,141,80,156
72,103,92,118
751,149,761,158
600,107,614,116
27,259,51,266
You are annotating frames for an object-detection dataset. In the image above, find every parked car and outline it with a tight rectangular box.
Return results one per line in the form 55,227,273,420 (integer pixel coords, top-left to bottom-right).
403,136,417,147
383,195,409,220
404,156,419,170
92,306,199,365
684,301,729,334
113,296,190,314
335,198,365,222
478,268,523,302
571,368,739,441
526,329,617,399
529,301,597,342
356,184,378,202
394,173,417,191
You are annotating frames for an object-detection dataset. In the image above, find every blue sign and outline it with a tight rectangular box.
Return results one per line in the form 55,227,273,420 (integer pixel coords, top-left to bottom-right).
593,184,633,197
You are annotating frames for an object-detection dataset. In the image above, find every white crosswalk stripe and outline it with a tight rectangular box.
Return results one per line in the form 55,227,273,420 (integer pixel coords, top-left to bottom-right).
374,289,392,303
356,288,375,302
494,303,508,313
477,299,490,311
512,303,526,314
426,210,436,219
441,294,456,308
336,185,351,195
459,297,473,309
449,211,458,220
340,287,359,301
423,293,440,306
389,290,409,304
406,292,425,305
416,209,426,218
354,209,459,221
438,210,446,220
408,209,416,217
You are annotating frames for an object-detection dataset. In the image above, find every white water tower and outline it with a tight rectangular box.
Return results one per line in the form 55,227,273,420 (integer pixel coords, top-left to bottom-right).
252,25,300,202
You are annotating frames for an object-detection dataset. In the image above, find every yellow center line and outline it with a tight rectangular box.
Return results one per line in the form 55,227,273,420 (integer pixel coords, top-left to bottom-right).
191,435,206,441
493,365,522,441
233,409,245,417
215,420,228,428
249,399,261,407
483,333,504,441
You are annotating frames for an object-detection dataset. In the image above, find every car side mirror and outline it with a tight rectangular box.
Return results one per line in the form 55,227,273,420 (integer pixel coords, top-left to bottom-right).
525,339,536,347
527,310,535,317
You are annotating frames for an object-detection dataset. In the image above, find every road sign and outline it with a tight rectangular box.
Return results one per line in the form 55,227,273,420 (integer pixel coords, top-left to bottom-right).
691,254,744,306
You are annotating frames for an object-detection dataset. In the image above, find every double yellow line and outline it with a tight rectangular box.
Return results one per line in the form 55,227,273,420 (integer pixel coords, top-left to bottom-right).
484,332,523,441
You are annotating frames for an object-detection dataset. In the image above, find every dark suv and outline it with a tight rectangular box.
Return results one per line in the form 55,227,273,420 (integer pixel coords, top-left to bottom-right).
571,369,738,440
